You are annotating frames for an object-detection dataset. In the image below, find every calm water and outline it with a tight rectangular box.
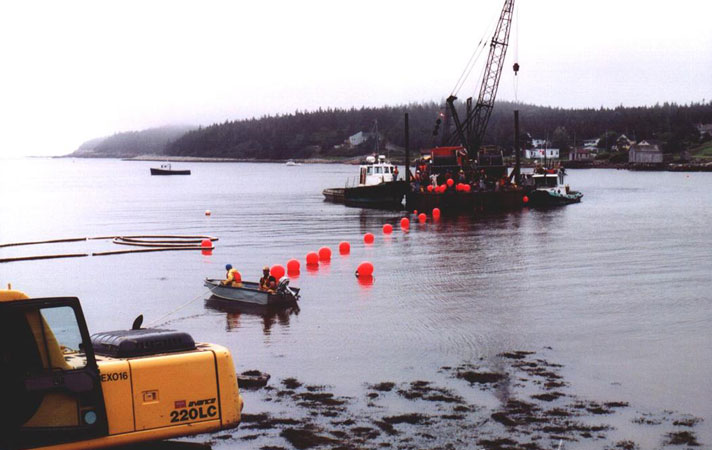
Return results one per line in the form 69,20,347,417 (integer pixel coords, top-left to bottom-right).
1,158,711,447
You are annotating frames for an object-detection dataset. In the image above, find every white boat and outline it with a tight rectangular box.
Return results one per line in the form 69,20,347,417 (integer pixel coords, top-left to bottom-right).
285,160,299,166
323,154,406,207
525,167,583,206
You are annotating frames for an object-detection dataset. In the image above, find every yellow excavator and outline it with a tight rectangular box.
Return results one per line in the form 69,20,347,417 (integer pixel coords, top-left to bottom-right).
0,287,243,450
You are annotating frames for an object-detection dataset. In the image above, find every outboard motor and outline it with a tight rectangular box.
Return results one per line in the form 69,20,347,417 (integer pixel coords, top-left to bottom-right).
277,278,299,300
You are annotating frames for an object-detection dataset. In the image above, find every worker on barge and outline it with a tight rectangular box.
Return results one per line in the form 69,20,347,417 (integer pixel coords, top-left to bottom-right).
222,264,243,287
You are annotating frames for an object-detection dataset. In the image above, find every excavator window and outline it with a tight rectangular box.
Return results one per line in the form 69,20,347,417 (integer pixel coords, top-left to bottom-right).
0,299,107,449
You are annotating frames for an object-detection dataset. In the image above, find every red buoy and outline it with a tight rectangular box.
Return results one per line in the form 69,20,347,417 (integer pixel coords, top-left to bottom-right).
201,239,211,248
306,252,319,266
523,195,529,204
432,208,441,218
287,258,300,274
413,210,418,215
400,217,410,229
364,232,375,244
463,184,471,192
356,261,374,277
446,178,454,187
418,213,427,223
427,185,434,192
339,241,351,255
382,223,393,234
318,246,332,261
270,264,286,280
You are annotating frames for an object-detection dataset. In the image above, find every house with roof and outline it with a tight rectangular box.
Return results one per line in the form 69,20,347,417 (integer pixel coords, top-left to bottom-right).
615,134,634,151
570,148,594,161
583,138,600,149
349,131,374,147
628,140,663,163
525,148,559,159
697,123,712,138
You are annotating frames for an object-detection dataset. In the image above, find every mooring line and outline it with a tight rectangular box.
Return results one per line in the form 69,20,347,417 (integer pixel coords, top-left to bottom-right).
146,288,214,328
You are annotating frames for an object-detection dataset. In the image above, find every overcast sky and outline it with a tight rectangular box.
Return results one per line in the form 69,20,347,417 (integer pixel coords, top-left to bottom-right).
1,0,710,157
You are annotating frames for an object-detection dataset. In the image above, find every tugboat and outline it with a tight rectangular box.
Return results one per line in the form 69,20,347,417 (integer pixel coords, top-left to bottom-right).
323,154,407,208
525,166,583,206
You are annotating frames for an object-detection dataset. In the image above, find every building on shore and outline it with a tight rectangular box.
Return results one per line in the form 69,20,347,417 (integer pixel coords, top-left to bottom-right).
614,134,634,152
570,148,595,161
629,140,663,163
697,123,712,138
525,148,560,159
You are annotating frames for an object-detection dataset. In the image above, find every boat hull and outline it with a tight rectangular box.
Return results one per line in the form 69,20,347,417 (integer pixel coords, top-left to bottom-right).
323,181,407,208
527,189,583,207
204,279,298,306
151,168,191,175
406,188,527,213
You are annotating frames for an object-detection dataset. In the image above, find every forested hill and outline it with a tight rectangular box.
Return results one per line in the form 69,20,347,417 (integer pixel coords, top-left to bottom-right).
71,125,195,158
166,101,712,159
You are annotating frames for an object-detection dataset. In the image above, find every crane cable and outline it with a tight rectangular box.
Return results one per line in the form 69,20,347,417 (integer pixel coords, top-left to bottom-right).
512,1,520,103
450,5,502,97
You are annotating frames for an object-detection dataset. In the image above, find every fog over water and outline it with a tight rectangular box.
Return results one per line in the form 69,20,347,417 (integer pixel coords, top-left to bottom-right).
1,0,711,157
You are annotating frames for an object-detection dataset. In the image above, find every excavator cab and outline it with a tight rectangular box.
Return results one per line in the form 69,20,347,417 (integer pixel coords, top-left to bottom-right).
0,288,243,450
0,294,107,449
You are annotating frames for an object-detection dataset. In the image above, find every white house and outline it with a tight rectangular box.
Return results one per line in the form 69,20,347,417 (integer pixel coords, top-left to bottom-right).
349,131,368,147
531,139,548,148
583,138,599,149
525,148,560,159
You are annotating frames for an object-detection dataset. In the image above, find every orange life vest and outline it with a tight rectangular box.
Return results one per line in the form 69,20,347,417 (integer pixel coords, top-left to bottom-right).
227,268,241,283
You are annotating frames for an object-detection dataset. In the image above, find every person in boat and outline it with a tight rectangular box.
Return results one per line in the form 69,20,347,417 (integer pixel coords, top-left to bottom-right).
259,266,277,293
222,264,243,287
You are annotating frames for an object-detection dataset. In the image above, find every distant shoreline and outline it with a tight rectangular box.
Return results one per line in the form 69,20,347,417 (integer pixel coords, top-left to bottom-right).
59,154,712,171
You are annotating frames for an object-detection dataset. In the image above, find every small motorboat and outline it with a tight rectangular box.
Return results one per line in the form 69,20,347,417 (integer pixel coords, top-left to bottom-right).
204,278,299,306
150,163,191,175
285,159,300,166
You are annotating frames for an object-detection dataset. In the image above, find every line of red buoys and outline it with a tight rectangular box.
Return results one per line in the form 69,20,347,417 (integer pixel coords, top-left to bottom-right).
270,264,286,280
306,251,319,267
318,246,332,261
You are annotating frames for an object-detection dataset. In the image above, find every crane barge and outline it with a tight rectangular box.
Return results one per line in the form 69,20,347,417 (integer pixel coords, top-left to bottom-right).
405,0,526,213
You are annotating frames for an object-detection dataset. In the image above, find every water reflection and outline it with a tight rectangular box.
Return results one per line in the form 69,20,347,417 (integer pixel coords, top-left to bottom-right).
204,297,299,335
120,440,212,450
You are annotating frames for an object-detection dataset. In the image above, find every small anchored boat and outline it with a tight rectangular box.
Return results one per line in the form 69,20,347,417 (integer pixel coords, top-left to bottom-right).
204,278,299,306
150,163,191,175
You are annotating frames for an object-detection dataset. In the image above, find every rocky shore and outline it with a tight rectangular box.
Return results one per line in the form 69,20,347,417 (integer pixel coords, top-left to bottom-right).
200,350,703,450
